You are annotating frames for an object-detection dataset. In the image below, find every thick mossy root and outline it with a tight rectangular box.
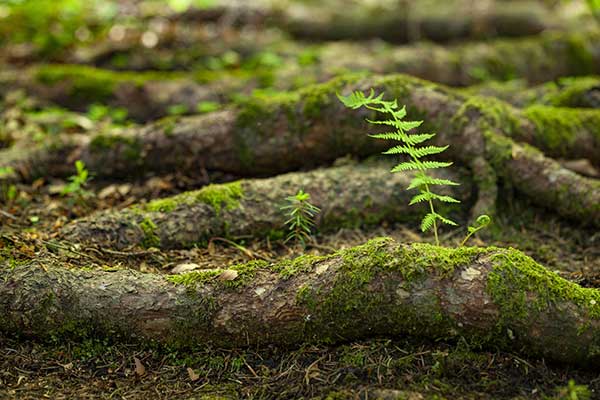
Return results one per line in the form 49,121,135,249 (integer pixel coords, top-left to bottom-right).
1,238,598,366
465,76,600,108
276,0,553,42
59,162,471,249
2,73,598,225
2,30,600,116
315,30,600,86
0,65,247,122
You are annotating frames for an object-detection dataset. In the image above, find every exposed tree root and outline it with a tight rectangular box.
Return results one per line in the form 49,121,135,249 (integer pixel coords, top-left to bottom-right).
166,0,555,43
3,74,597,225
0,65,250,122
1,238,599,366
316,30,600,86
466,76,600,108
2,31,600,120
59,162,471,249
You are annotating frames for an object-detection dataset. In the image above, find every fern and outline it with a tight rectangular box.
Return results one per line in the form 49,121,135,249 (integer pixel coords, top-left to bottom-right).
338,89,459,245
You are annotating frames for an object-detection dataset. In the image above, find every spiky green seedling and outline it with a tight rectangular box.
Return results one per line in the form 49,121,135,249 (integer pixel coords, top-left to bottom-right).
338,89,460,245
281,189,320,247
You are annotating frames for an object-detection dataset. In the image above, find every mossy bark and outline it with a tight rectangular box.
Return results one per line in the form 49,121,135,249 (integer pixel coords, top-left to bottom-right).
4,31,600,116
170,0,554,43
1,238,599,366
4,73,597,225
59,162,471,249
0,65,249,122
315,30,600,86
465,76,600,108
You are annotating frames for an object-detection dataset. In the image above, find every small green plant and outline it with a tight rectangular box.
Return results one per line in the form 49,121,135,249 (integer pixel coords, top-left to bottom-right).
338,89,459,246
61,160,92,201
461,214,491,246
281,190,320,246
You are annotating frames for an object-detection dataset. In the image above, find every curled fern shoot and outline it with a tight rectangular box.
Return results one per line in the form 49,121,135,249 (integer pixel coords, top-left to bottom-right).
281,189,320,247
460,214,492,247
338,89,459,246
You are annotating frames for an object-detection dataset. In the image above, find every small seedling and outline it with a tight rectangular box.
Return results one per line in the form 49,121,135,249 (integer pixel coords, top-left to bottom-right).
461,214,491,246
338,89,459,246
281,190,320,246
61,160,92,202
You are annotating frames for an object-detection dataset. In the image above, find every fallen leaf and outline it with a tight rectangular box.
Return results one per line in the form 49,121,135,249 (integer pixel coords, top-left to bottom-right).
134,357,146,376
171,263,201,274
187,367,200,381
61,362,73,371
219,269,238,281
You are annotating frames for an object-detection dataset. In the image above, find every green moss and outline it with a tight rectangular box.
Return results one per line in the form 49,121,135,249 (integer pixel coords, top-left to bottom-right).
487,249,600,322
565,33,596,76
294,238,487,343
167,269,221,286
89,134,142,161
167,260,269,288
523,105,600,156
34,64,186,103
145,181,244,213
540,76,600,107
139,217,160,248
273,253,331,279
454,95,520,135
232,74,365,168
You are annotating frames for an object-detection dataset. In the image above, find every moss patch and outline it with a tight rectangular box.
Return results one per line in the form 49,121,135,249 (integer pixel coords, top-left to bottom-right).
487,249,600,321
139,217,160,248
144,181,244,213
167,260,270,288
523,105,600,157
89,134,142,161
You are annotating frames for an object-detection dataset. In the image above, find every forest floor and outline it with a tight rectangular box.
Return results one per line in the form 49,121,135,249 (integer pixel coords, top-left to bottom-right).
1,0,600,398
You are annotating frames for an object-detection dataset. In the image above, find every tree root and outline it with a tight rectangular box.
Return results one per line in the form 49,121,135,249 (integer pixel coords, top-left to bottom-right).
1,238,598,366
465,76,600,108
162,0,555,43
59,161,472,249
2,31,600,119
3,73,597,225
0,65,250,122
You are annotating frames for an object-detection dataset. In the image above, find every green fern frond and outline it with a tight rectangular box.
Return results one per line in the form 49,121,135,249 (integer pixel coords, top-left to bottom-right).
338,89,460,245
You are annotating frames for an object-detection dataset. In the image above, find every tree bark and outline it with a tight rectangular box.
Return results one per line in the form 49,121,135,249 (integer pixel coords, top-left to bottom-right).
278,1,553,42
3,31,600,119
1,238,599,366
3,74,598,225
0,65,251,122
171,0,554,43
59,162,472,249
465,77,600,108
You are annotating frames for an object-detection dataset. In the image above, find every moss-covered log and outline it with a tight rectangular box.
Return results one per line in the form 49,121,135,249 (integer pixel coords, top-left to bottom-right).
278,1,553,42
316,30,600,86
4,31,600,118
0,65,250,122
465,76,600,108
171,0,556,43
1,238,599,366
3,74,598,225
59,162,471,249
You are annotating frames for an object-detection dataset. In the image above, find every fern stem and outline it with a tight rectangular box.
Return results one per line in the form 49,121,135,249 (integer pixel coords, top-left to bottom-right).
425,185,440,246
